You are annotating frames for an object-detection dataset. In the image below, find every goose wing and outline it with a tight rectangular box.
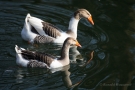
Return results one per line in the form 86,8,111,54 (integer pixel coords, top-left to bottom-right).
27,14,62,38
21,50,55,66
42,22,62,38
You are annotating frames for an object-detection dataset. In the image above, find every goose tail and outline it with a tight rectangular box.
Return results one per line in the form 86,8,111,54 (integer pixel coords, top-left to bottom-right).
25,13,31,22
15,45,29,67
22,13,32,32
26,13,31,18
15,45,23,54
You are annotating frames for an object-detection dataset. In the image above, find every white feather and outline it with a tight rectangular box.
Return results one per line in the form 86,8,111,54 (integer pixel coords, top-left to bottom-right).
68,17,79,36
50,59,63,69
28,15,47,36
21,27,37,43
15,45,29,67
21,14,37,43
54,32,70,43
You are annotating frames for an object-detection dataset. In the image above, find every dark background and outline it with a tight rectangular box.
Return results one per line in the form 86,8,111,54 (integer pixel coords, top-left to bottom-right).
0,0,135,90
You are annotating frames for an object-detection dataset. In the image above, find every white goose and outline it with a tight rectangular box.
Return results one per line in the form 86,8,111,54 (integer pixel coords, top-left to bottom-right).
21,9,94,44
15,37,81,69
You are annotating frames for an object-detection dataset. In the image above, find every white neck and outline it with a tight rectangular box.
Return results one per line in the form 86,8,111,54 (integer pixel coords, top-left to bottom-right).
68,17,79,34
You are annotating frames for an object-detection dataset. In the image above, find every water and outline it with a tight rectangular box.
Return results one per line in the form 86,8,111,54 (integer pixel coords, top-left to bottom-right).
0,0,135,90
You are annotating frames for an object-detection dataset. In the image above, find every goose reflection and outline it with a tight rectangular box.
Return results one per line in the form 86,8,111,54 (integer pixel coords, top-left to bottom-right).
15,65,80,89
49,65,81,88
50,51,94,88
70,46,83,62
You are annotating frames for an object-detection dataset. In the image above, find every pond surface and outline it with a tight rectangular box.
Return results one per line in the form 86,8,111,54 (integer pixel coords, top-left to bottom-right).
0,0,135,90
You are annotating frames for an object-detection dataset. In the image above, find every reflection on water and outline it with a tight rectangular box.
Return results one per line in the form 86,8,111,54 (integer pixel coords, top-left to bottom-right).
0,0,135,90
4,64,87,89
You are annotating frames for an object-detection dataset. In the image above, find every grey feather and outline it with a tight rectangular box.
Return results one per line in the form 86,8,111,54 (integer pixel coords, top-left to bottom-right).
27,60,47,68
42,22,61,38
34,35,54,43
21,50,54,66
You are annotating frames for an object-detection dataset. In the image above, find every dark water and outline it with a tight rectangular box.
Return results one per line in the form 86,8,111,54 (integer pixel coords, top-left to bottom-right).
0,0,135,90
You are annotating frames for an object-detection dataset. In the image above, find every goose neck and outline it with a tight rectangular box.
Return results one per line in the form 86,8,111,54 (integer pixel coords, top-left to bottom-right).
60,43,70,60
68,17,79,34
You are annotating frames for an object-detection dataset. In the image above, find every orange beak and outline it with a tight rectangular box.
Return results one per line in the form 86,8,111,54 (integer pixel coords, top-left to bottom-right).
87,16,94,25
75,40,82,47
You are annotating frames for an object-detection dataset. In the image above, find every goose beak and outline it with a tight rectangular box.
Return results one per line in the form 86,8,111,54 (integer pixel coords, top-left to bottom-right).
75,40,82,47
87,16,94,25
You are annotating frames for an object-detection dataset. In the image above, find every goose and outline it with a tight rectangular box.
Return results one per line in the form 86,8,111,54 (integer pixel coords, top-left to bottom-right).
21,9,94,44
15,37,82,69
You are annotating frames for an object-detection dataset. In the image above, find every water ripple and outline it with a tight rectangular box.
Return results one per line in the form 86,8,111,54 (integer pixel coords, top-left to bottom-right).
1,0,134,90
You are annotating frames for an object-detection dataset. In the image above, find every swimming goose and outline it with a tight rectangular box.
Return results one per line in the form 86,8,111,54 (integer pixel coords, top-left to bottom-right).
15,37,81,69
21,9,94,44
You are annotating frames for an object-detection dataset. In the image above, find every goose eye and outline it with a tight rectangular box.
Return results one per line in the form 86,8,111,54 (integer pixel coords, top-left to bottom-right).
71,44,74,46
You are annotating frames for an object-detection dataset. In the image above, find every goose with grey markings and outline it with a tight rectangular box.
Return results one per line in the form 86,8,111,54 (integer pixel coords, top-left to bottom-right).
21,9,94,44
15,37,81,69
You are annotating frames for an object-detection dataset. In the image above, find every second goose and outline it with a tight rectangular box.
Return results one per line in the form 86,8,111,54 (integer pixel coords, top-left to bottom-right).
15,37,81,69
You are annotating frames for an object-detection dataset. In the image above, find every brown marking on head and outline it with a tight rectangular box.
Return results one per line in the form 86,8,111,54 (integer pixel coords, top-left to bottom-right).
64,37,81,47
74,9,94,25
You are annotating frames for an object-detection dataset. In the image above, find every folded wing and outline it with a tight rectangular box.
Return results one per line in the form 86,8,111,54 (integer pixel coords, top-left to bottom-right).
21,50,55,66
28,14,62,38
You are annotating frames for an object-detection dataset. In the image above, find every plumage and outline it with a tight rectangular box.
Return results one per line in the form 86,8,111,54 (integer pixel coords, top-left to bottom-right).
42,22,61,38
34,35,54,43
21,9,94,44
15,37,82,69
27,60,47,68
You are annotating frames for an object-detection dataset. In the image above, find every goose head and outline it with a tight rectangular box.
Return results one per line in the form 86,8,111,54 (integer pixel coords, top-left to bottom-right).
74,9,94,25
60,37,81,60
64,37,82,47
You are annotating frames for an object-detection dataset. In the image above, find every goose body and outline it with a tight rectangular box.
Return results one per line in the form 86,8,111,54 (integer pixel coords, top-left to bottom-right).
15,37,81,69
21,9,94,44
